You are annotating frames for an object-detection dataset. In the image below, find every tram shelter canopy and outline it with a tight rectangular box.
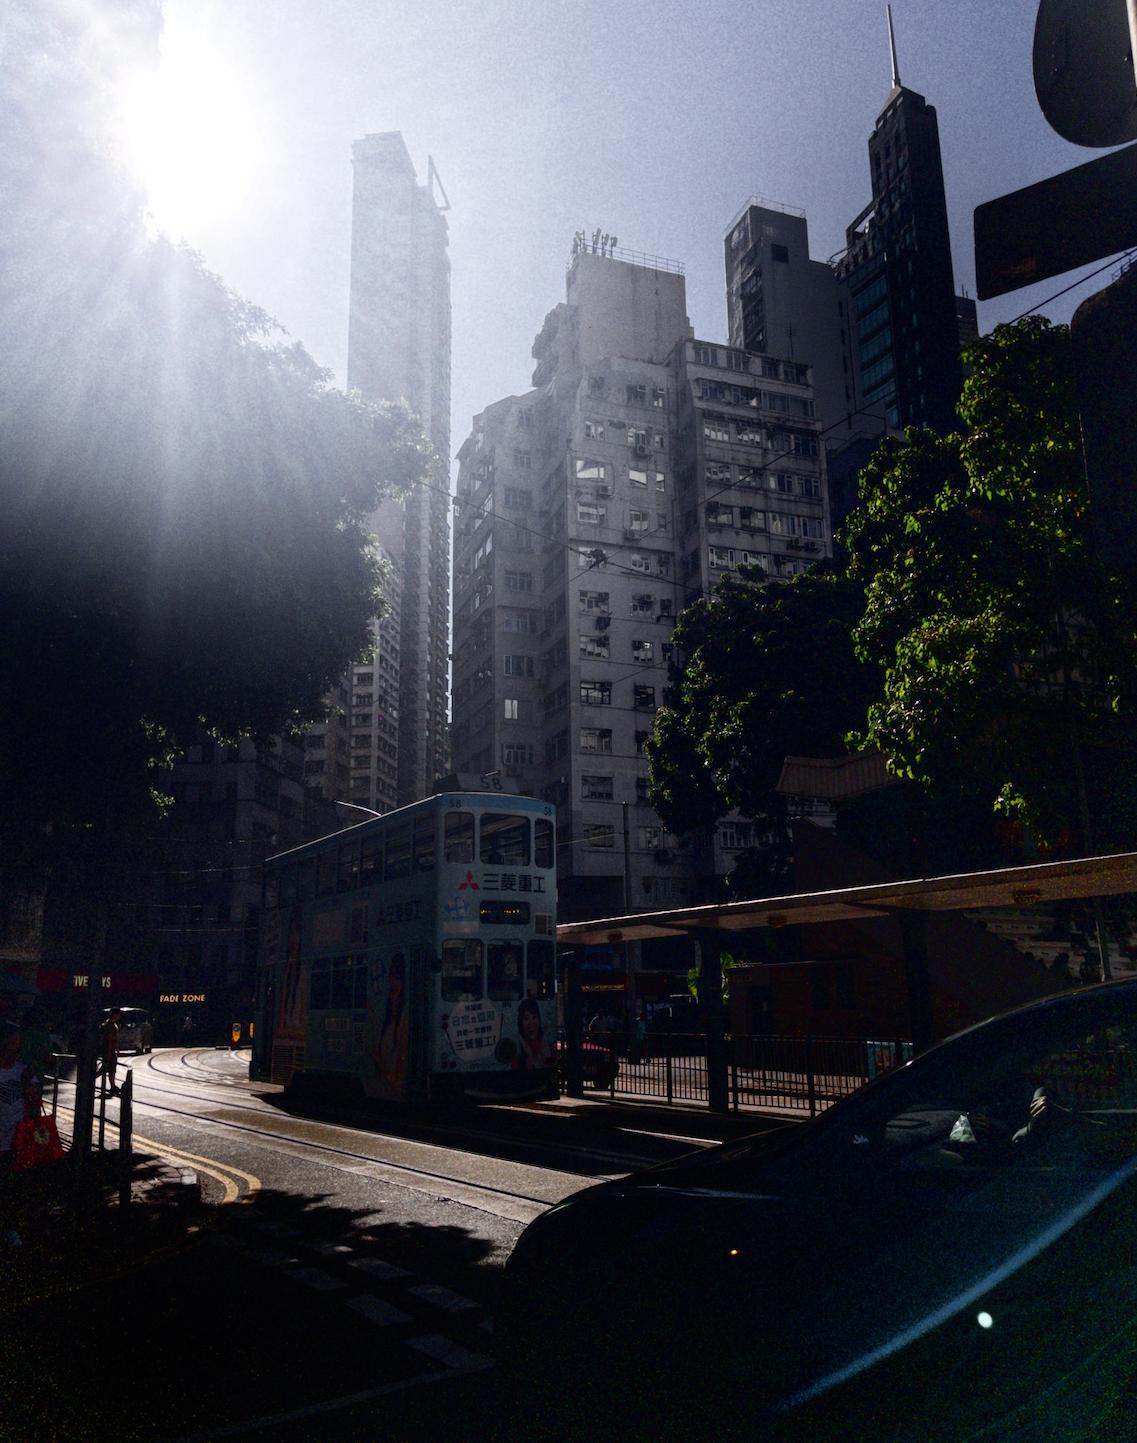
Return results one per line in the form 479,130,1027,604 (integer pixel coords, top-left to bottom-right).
556,851,1137,946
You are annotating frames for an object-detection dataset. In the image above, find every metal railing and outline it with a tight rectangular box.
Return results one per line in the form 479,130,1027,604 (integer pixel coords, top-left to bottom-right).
49,1053,134,1204
582,1034,912,1117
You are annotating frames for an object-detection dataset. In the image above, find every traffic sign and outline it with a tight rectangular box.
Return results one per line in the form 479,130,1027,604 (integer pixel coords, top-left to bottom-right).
1033,0,1137,147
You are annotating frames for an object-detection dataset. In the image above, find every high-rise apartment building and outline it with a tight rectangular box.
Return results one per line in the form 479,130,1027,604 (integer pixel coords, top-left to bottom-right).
832,24,962,435
314,131,450,813
451,245,830,923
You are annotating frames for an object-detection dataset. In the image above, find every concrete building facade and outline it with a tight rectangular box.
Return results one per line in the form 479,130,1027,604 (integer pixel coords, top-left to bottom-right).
451,245,830,923
314,130,451,813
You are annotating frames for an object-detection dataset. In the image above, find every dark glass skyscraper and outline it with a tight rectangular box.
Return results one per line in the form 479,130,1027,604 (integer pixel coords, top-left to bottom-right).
834,32,961,434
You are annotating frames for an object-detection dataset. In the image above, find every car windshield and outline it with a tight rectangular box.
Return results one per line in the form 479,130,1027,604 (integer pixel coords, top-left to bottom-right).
731,993,1137,1412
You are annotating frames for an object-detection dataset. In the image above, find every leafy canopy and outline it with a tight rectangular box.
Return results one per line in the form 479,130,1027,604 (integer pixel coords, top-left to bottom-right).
845,317,1137,843
0,0,432,889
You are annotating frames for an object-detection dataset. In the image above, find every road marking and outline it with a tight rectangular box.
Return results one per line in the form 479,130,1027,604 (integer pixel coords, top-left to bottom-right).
406,1335,490,1371
345,1295,412,1327
407,1283,479,1312
347,1256,411,1280
153,1365,484,1443
286,1265,349,1292
243,1248,298,1267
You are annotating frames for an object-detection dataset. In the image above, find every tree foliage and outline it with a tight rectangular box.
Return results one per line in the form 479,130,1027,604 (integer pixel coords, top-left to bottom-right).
645,565,880,892
0,1,432,892
846,317,1137,844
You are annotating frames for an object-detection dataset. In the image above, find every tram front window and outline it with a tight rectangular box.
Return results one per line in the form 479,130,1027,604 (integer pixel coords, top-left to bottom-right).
527,940,555,999
445,811,474,864
488,941,524,1002
442,940,483,1002
481,813,530,866
534,818,554,869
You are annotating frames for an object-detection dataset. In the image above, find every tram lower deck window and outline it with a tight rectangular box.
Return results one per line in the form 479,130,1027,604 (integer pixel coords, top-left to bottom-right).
527,940,556,999
309,954,368,1010
442,939,483,1002
480,813,530,866
488,940,524,1001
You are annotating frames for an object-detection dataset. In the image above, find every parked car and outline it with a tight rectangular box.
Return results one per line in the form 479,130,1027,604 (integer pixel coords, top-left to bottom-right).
110,1007,153,1055
499,980,1137,1442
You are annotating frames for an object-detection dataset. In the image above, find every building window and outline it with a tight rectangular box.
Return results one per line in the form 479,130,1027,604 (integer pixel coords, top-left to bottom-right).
545,729,569,763
579,590,609,612
503,654,534,677
799,475,821,498
628,509,650,534
577,502,606,525
580,680,611,706
633,686,656,710
354,672,374,686
580,634,610,659
502,743,534,766
629,552,651,573
581,775,614,801
584,823,616,848
580,728,612,753
703,418,730,442
634,729,650,754
693,344,717,366
503,487,532,509
709,546,735,568
505,571,533,592
504,698,519,720
724,349,748,372
651,386,666,408
719,823,753,850
706,503,733,527
740,507,765,531
305,760,325,776
513,450,532,469
631,639,653,664
771,243,789,263
626,384,647,406
584,420,604,439
635,775,650,802
502,608,540,634
631,593,654,615
589,375,605,395
774,472,794,493
543,683,568,717
575,459,608,481
640,825,673,849
629,468,648,487
661,642,674,665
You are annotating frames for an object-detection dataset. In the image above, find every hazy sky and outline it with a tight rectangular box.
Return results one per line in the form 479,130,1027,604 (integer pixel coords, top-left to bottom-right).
139,0,1125,473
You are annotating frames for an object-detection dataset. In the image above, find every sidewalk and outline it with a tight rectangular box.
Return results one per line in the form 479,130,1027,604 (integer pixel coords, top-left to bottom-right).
0,1148,202,1312
500,1090,804,1144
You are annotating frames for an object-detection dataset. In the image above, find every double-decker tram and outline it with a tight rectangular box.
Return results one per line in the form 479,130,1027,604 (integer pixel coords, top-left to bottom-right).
251,791,558,1104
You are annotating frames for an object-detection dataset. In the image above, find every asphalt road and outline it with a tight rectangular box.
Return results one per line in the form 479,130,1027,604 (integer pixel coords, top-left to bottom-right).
16,1048,757,1443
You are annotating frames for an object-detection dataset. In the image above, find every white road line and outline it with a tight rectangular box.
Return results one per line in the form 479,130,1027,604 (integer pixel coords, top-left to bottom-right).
345,1295,412,1327
406,1335,491,1371
407,1283,479,1312
347,1256,411,1279
286,1266,349,1292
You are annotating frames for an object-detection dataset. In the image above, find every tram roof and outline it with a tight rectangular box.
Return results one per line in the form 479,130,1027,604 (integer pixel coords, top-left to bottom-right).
556,850,1137,946
265,791,550,864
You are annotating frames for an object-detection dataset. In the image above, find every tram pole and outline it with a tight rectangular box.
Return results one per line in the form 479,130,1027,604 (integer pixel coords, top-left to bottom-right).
695,929,729,1114
563,950,584,1099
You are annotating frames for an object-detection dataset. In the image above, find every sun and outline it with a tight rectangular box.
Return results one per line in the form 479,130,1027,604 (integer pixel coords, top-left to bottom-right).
118,17,262,239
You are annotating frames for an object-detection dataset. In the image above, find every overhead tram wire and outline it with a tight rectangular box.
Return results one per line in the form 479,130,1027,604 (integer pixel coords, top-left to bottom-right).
1007,246,1137,326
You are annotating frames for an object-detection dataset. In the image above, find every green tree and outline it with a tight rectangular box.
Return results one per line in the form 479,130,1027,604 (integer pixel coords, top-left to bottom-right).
846,317,1137,847
646,564,881,893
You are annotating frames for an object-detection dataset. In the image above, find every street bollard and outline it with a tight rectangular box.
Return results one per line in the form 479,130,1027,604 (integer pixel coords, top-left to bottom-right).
118,1070,133,1210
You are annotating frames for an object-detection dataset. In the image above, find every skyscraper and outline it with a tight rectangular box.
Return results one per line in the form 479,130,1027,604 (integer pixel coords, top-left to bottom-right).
451,242,829,927
833,12,962,435
323,131,451,811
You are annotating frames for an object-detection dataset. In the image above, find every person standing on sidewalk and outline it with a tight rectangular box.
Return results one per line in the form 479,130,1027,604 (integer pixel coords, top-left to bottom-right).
99,1009,122,1097
0,1020,36,1247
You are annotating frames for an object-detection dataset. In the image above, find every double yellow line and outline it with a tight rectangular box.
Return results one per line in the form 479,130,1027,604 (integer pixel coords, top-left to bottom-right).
55,1105,261,1206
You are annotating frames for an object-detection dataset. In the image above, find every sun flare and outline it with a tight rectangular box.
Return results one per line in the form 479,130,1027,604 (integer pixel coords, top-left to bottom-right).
118,18,262,238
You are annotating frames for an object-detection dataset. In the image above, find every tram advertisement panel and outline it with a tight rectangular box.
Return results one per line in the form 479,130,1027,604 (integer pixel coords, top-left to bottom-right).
277,903,307,1044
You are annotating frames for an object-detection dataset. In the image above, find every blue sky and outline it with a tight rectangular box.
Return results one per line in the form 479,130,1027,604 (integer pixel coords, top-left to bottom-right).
152,0,1125,468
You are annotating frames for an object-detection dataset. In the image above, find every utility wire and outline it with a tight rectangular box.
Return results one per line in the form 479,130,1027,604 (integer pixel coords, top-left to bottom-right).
1007,247,1137,326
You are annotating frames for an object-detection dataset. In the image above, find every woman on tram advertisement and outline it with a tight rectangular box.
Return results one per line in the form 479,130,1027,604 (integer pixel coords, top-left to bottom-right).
369,953,409,1102
514,997,555,1070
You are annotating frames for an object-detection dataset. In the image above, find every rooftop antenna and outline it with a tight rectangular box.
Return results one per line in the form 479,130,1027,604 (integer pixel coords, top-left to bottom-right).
886,4,901,90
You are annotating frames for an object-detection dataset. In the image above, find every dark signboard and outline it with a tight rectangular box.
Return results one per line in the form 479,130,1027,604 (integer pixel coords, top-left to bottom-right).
37,968,158,995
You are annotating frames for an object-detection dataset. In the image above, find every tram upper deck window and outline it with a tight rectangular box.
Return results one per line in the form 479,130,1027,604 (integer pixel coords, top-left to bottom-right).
442,939,483,1002
360,833,383,886
298,856,317,903
337,841,359,893
527,940,556,999
534,818,554,869
264,871,280,911
412,815,435,873
488,940,524,1002
317,851,337,898
445,811,474,864
330,956,355,1008
481,813,530,866
386,823,411,880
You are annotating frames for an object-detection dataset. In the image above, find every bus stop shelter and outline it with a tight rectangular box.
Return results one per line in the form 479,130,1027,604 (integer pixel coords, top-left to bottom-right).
556,850,1137,1111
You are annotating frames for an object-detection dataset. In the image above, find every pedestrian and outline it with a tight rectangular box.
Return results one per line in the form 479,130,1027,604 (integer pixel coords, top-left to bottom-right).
18,1005,52,1098
0,1020,36,1247
100,1008,122,1096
